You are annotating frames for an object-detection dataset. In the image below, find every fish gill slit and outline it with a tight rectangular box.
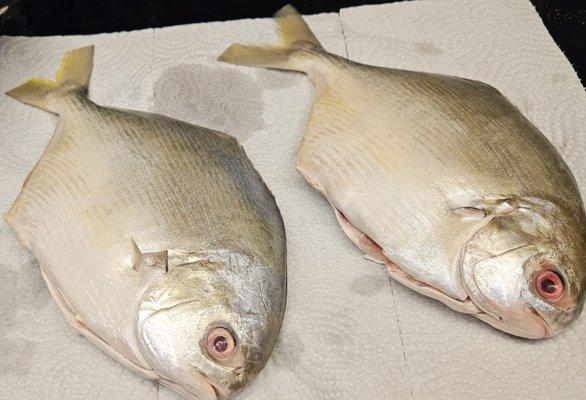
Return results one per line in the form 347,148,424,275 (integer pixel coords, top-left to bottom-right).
389,280,415,400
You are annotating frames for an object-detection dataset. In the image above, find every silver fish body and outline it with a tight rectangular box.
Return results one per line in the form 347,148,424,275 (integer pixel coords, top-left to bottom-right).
6,47,286,399
219,5,586,338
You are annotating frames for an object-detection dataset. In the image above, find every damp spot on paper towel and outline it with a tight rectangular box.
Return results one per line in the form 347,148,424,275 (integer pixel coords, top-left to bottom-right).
414,42,443,56
154,64,265,142
349,274,387,296
254,69,300,90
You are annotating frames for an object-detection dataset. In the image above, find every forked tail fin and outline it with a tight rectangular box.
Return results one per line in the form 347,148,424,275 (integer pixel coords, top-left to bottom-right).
5,45,94,113
218,5,324,73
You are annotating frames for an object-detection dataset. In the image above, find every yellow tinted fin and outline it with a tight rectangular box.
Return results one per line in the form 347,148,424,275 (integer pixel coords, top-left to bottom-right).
5,45,94,113
274,4,321,48
218,5,323,72
55,46,94,88
5,78,58,112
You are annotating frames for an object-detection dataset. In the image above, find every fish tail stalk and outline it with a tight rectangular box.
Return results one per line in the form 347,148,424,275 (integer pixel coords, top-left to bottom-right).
218,5,325,74
5,46,94,113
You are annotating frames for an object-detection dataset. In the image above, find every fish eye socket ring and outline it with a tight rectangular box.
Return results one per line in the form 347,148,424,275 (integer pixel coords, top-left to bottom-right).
535,270,564,301
206,327,236,360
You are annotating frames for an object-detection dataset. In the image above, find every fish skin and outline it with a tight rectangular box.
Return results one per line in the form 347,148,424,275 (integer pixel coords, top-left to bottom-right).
219,5,586,338
6,48,286,399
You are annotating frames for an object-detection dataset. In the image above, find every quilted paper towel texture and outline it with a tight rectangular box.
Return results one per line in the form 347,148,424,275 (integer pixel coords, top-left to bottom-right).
1,0,586,399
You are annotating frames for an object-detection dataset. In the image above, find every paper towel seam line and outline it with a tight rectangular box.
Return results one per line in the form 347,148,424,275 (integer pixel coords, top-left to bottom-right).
151,27,155,105
336,11,350,58
390,279,414,400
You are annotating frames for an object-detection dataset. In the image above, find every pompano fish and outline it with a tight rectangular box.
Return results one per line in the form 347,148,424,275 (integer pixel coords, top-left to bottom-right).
219,5,586,339
6,46,286,399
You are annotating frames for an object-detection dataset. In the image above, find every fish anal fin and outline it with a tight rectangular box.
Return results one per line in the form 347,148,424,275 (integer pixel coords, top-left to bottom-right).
330,204,483,315
332,206,387,263
40,267,158,379
386,262,482,315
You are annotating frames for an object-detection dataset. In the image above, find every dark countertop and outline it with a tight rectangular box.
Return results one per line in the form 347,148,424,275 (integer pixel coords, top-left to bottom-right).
0,0,584,85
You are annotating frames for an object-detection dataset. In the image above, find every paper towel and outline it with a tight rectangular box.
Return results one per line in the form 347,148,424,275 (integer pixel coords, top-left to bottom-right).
1,0,585,399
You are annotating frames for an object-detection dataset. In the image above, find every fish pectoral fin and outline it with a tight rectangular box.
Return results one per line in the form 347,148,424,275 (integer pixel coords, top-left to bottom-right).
451,206,487,220
129,239,169,273
453,195,531,220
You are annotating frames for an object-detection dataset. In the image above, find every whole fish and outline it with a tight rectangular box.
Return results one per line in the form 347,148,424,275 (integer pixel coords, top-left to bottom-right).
219,5,586,339
6,46,286,399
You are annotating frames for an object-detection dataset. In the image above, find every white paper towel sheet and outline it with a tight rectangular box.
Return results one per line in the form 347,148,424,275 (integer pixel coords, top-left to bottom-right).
0,0,585,399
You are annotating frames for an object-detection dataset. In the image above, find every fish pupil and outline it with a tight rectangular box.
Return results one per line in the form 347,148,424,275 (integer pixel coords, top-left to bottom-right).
542,279,557,294
214,336,229,353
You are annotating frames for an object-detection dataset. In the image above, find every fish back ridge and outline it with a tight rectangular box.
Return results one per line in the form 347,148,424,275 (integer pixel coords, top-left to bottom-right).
218,5,325,74
5,45,94,113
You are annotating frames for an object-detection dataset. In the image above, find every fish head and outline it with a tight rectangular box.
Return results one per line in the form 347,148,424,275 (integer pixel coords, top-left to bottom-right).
461,199,586,339
136,254,284,399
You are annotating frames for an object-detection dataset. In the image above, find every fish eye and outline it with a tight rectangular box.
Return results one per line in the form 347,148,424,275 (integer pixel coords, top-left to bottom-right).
535,270,564,301
206,327,236,360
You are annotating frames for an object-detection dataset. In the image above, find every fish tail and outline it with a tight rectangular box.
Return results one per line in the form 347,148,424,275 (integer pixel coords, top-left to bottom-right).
5,45,94,113
218,5,324,73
